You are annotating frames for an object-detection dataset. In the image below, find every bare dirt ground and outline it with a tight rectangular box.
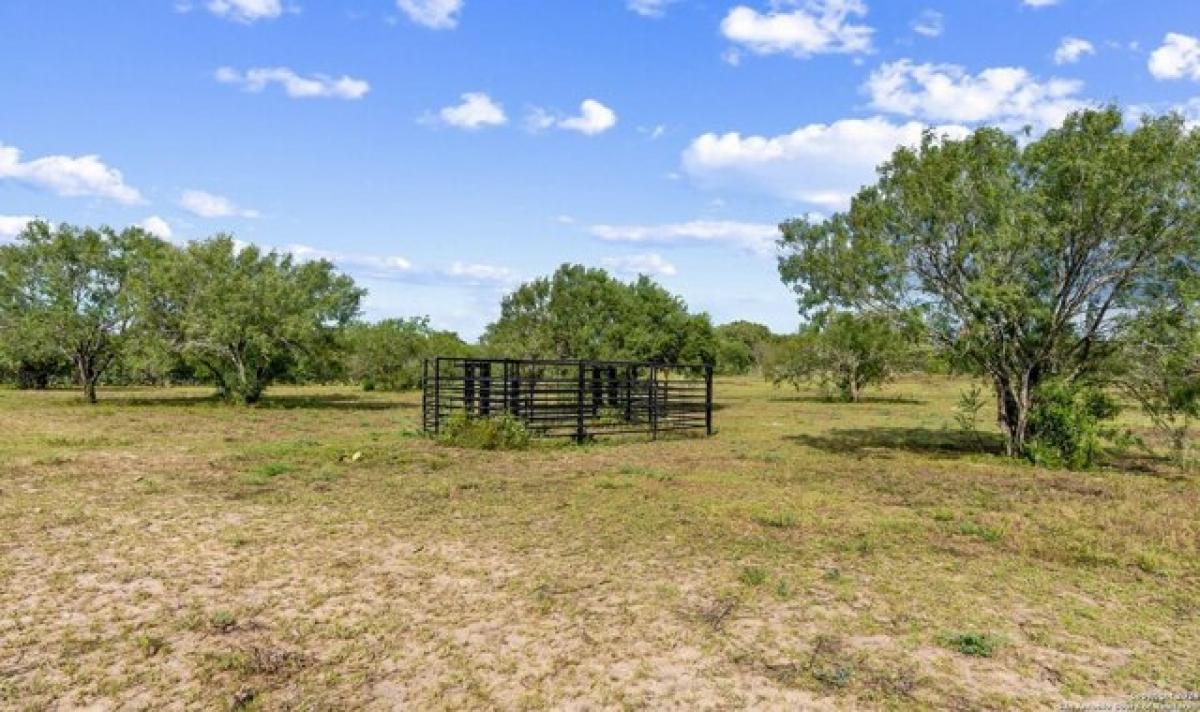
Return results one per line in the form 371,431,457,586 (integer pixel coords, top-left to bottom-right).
1,377,1197,710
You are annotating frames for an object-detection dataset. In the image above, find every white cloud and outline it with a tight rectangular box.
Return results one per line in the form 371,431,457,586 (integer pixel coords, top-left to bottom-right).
682,117,970,209
602,253,678,277
180,190,259,219
720,0,873,59
138,216,173,240
529,99,617,135
589,220,780,255
911,9,943,38
288,243,414,276
397,0,463,29
1149,33,1200,81
444,262,517,285
433,92,507,130
1022,0,1061,6
627,0,676,18
206,0,284,23
215,66,370,100
1054,36,1095,65
864,59,1085,129
0,143,142,204
0,215,36,241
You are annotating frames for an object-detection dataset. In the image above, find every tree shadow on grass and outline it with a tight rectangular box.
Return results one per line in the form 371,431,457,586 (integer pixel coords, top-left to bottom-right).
109,392,415,411
785,427,1004,458
767,395,926,405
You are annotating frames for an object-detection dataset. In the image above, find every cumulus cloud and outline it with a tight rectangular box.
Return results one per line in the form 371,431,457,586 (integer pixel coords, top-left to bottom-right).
138,216,173,240
720,0,873,59
286,244,518,287
0,215,36,241
205,0,284,22
180,190,259,219
215,66,370,100
911,9,943,38
287,244,414,281
1149,33,1200,81
397,0,463,29
528,100,618,135
432,92,507,130
627,0,676,18
682,117,970,209
443,262,517,285
0,142,142,204
589,220,781,255
864,59,1085,129
1054,37,1095,65
602,253,678,277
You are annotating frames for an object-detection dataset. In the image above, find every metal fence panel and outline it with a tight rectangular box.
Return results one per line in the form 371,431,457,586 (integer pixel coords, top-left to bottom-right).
421,357,714,442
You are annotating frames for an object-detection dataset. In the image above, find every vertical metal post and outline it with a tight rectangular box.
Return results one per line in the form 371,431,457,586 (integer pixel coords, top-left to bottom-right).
591,365,602,416
421,358,429,431
464,361,476,416
624,365,633,423
433,358,442,434
705,364,714,436
576,361,587,444
649,364,658,440
480,362,492,417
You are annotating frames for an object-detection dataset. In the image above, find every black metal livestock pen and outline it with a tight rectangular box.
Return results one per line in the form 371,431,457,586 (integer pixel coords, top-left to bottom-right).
421,357,714,442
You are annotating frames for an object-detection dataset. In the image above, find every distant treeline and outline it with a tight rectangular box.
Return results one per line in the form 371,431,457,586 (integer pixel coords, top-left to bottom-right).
0,223,792,403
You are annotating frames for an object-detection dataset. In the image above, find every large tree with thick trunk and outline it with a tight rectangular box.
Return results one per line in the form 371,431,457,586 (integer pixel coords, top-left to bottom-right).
778,108,1200,457
0,222,159,403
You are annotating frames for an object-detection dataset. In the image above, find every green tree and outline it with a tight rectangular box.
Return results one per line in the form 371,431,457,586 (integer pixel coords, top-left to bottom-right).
715,320,776,375
0,222,160,402
144,236,363,404
1114,280,1200,467
764,310,919,402
482,264,716,365
778,108,1200,456
343,317,470,391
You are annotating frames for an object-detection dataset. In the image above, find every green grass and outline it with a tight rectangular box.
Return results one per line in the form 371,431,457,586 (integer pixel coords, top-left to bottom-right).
0,376,1195,709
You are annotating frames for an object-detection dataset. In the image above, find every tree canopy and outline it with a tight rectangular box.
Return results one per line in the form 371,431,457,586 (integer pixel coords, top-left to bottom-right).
779,108,1200,456
342,317,471,391
140,236,364,404
482,264,716,365
0,222,161,402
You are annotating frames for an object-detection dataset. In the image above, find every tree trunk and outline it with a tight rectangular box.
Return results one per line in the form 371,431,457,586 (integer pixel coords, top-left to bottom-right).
75,353,99,404
993,370,1036,457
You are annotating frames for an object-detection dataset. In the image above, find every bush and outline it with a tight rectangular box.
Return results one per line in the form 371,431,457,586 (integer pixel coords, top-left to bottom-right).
1026,379,1121,470
437,413,531,450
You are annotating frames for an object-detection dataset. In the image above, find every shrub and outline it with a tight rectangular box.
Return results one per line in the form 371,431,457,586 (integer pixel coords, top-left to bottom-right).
437,413,531,450
1026,379,1121,470
939,631,1003,657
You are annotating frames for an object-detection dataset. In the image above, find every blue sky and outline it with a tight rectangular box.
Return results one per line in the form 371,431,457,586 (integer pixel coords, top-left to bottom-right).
2,0,1199,338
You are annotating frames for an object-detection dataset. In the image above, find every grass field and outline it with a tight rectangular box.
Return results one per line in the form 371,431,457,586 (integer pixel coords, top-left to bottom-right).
1,376,1197,710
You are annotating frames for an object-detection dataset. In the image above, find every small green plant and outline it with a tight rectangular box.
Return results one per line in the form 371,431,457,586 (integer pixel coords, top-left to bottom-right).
940,631,1003,657
135,634,167,657
774,577,794,600
958,520,1003,543
243,461,294,485
437,413,531,450
738,566,769,587
209,610,238,633
954,384,987,451
754,510,798,528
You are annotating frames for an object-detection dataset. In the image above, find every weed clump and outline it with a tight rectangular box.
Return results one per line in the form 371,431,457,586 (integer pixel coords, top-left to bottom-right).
939,631,1003,657
437,413,531,450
